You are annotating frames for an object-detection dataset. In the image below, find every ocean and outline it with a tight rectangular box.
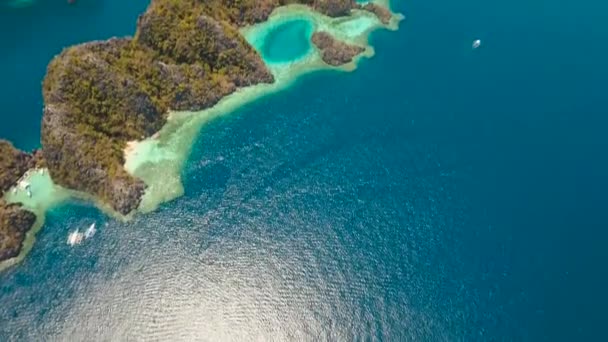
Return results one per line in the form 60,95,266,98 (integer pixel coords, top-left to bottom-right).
1,0,608,340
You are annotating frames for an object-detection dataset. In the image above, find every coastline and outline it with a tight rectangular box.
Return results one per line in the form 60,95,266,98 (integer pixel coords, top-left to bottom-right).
1,0,403,270
125,3,403,214
0,216,44,273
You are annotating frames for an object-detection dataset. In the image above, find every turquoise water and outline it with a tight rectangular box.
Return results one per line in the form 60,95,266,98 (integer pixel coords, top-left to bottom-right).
260,19,313,63
2,0,608,340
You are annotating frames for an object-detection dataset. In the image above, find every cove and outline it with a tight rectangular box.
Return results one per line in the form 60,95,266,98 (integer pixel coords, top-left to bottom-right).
259,19,314,64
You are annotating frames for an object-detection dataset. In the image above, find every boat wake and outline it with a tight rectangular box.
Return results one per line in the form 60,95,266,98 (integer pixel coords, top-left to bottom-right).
67,223,96,246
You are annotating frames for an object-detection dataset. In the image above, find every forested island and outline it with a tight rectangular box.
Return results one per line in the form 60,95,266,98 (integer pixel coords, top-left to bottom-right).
1,0,396,263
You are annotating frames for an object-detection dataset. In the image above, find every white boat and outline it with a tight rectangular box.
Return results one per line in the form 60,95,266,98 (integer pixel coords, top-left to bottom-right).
472,39,481,49
67,230,84,246
84,223,97,239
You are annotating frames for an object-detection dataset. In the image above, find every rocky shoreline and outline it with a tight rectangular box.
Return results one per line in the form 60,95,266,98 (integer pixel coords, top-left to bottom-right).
362,3,393,25
0,141,38,262
312,31,366,66
0,0,396,265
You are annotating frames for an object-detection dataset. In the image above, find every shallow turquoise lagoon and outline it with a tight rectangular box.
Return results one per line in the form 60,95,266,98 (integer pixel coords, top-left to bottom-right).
260,19,314,64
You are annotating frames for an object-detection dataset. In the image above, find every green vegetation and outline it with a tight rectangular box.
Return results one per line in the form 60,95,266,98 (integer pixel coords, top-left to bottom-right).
0,201,36,262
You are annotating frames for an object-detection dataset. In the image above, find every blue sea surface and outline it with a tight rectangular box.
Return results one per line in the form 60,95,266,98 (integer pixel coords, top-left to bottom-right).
2,0,608,340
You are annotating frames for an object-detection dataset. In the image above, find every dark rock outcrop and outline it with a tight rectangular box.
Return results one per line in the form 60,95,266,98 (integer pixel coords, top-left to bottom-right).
0,140,37,263
0,140,33,192
0,201,36,262
310,0,358,17
361,3,393,25
312,31,365,66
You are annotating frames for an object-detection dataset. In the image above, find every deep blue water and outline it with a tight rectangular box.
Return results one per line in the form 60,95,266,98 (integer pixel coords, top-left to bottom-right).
2,0,608,340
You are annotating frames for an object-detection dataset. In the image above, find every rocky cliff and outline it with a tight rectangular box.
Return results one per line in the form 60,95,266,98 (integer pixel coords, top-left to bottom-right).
312,31,365,66
0,140,37,262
